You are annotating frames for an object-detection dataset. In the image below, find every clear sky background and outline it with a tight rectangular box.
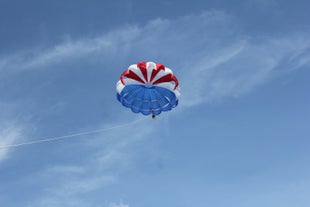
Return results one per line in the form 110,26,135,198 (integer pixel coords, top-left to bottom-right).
0,0,310,207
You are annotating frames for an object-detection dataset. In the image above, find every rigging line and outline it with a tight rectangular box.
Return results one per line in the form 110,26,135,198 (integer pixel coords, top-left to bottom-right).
0,118,144,150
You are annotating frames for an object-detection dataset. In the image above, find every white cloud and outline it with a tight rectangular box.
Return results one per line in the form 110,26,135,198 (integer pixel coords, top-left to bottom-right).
45,165,86,175
109,201,129,207
0,121,24,162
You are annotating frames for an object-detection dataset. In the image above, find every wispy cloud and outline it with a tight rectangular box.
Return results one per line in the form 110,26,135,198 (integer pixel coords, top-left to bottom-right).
0,121,25,162
27,120,152,207
0,26,141,72
179,33,310,106
109,201,129,207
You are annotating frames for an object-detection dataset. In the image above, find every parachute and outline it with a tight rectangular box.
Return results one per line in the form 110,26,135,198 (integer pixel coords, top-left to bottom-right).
116,61,180,118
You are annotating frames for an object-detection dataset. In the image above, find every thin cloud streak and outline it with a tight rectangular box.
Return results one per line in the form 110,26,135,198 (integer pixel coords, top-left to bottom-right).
0,26,141,72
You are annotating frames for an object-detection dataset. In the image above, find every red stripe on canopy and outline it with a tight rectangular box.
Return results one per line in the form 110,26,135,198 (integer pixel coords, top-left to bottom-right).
121,70,145,84
137,62,148,82
150,64,165,82
152,74,179,90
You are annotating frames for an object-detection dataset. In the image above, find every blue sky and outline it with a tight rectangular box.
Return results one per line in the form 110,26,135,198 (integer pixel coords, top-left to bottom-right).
0,0,310,206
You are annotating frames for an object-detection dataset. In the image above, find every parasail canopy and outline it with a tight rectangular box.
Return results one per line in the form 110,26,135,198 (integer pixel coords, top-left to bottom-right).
116,61,180,117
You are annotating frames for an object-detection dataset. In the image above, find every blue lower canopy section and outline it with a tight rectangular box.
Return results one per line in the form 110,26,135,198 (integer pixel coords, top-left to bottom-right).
117,85,178,116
